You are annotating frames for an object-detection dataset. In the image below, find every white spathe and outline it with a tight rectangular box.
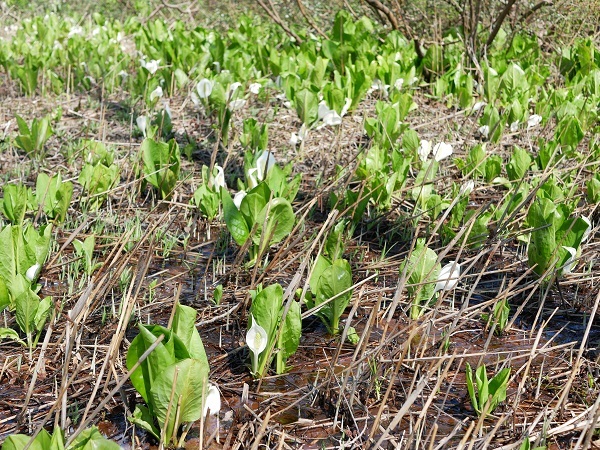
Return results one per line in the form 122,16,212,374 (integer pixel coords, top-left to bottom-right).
249,83,261,94
255,151,275,181
247,168,259,189
203,384,221,416
141,59,160,75
149,86,163,102
527,114,542,128
26,263,41,282
417,139,432,162
136,115,147,137
435,261,461,293
510,121,519,132
246,315,268,374
211,165,226,190
582,216,592,242
229,99,246,111
472,101,486,112
233,190,247,209
432,142,453,162
459,180,475,197
478,125,490,138
290,124,308,146
561,246,577,275
196,78,214,99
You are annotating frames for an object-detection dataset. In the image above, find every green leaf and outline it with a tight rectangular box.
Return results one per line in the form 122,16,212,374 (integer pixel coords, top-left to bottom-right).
314,259,353,334
254,197,295,250
280,300,301,362
149,358,209,444
221,188,250,246
294,88,318,126
400,239,440,319
129,405,160,440
171,304,207,362
0,327,25,345
465,363,478,414
488,367,511,413
506,146,532,181
126,325,178,404
70,426,122,450
2,429,51,450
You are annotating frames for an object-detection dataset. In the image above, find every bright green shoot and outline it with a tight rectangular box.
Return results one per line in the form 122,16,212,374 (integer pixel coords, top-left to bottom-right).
465,363,511,417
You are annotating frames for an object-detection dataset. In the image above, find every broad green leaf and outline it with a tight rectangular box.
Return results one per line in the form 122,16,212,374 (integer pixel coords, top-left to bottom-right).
254,197,295,249
171,304,207,362
280,300,301,361
2,429,51,450
294,88,318,126
70,426,121,450
126,325,178,404
465,363,478,414
506,146,532,181
129,405,160,440
221,188,250,246
315,259,353,334
488,367,511,413
401,239,440,319
0,277,10,312
149,358,209,444
0,327,25,345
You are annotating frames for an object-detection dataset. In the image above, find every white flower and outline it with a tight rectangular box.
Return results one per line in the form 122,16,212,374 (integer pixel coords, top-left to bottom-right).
246,315,268,374
290,124,308,146
163,102,172,119
68,25,83,38
227,82,242,98
340,98,352,117
435,261,461,292
233,190,247,209
459,180,475,197
247,168,259,189
322,110,342,126
196,78,214,99
527,114,542,128
582,216,592,242
249,83,261,94
118,70,128,78
394,78,404,91
211,165,226,190
472,101,486,112
417,139,432,162
432,142,453,162
255,151,275,181
136,115,147,137
510,121,519,132
203,384,221,417
478,125,490,138
560,246,577,275
141,59,160,75
318,101,330,120
229,99,246,111
149,86,163,101
191,92,200,106
26,263,41,282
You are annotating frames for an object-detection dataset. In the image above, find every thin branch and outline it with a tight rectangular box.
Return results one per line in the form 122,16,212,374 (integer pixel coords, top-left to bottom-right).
362,0,400,30
296,0,328,39
485,0,519,49
521,0,553,22
257,0,304,44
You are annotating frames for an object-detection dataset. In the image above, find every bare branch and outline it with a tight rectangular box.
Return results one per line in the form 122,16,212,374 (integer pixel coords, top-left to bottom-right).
485,0,519,49
256,0,304,44
296,0,328,39
362,0,400,30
